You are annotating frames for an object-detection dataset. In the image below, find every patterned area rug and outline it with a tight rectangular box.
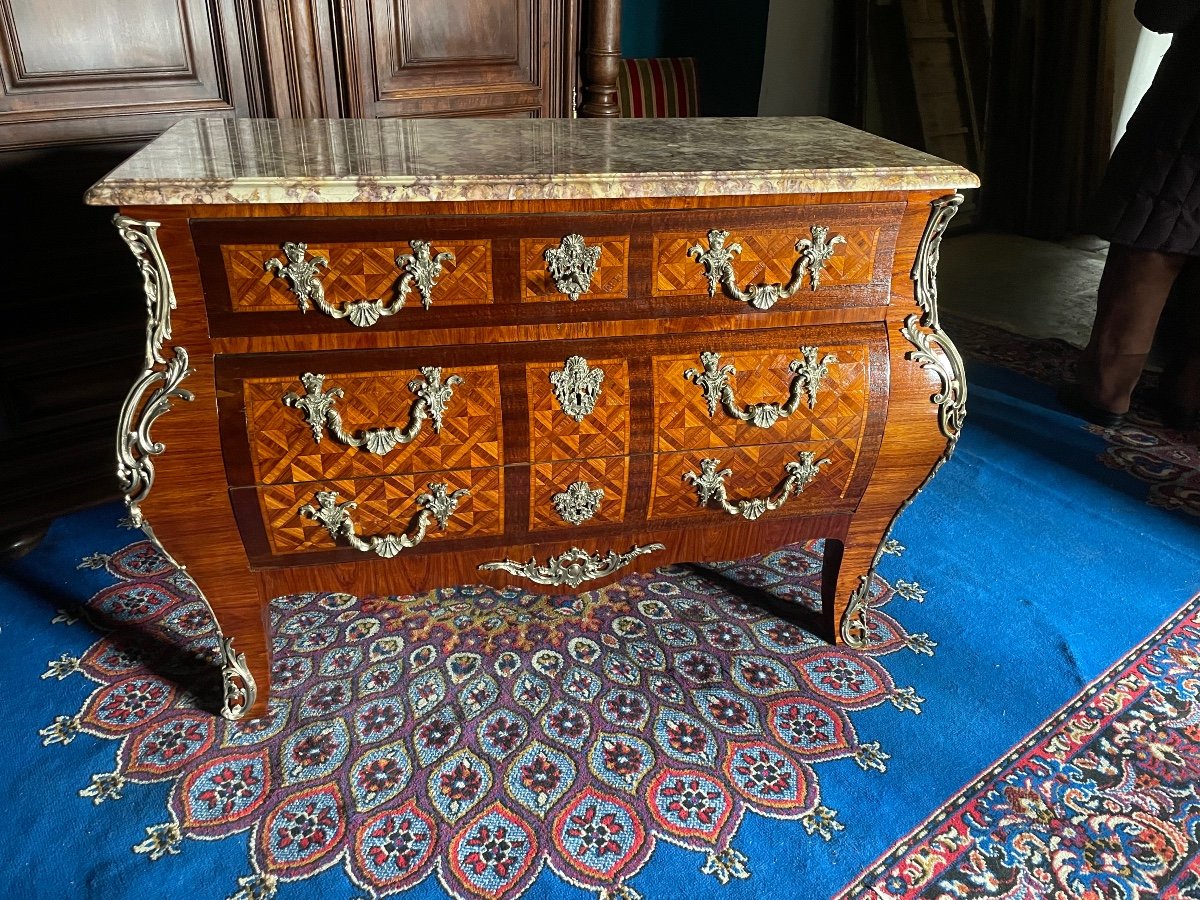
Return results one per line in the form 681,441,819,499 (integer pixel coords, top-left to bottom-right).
948,315,1200,517
43,534,927,900
838,590,1200,899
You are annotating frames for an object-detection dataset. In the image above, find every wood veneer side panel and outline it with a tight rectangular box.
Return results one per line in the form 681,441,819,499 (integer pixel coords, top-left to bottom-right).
497,360,531,541
826,188,964,642
209,306,894,355
625,352,656,525
121,205,270,719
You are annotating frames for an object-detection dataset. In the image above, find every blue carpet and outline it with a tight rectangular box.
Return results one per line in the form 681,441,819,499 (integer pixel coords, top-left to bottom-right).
1,357,1197,900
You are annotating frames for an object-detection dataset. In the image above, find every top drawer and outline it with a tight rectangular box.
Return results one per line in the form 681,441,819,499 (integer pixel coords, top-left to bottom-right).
192,203,903,338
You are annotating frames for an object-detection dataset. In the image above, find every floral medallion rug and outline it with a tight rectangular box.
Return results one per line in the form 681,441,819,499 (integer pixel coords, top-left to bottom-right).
948,315,1200,517
838,589,1200,900
36,531,927,900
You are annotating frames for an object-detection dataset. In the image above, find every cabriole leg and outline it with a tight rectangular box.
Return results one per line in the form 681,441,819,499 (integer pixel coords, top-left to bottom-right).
113,214,260,721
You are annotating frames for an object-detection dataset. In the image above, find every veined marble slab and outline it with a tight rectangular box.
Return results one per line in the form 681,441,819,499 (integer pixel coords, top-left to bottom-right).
85,116,979,206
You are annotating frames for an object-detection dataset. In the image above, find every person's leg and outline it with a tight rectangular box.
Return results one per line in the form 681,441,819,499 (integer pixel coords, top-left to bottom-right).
1156,256,1200,427
1072,243,1188,418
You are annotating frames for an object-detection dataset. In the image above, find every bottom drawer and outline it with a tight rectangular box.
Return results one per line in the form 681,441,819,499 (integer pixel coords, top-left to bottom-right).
649,442,858,522
233,467,504,561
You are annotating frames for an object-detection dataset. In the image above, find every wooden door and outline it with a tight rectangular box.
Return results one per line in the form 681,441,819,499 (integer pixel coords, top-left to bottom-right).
341,0,579,118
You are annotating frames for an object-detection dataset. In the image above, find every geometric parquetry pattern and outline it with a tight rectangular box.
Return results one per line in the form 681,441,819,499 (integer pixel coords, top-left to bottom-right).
652,227,882,297
224,241,494,312
653,343,871,454
521,237,629,301
650,442,858,522
529,456,630,531
242,367,503,485
258,469,504,556
49,536,933,900
527,359,630,462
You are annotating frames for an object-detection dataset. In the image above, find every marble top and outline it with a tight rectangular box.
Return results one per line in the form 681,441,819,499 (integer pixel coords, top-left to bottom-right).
85,116,979,206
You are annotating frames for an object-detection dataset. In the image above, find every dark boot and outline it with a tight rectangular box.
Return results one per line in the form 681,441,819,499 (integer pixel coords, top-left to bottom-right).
1063,244,1187,422
1153,258,1200,430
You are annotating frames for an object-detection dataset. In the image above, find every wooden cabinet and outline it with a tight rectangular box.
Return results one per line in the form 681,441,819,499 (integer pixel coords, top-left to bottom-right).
0,0,262,148
87,116,977,719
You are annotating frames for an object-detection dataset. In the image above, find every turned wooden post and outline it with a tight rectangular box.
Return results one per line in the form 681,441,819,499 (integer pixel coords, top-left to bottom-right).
580,0,622,117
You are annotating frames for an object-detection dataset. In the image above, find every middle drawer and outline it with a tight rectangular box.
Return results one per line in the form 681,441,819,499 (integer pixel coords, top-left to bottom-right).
216,324,887,549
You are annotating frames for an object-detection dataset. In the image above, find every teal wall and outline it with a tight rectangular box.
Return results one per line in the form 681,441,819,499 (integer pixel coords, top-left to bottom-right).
619,0,771,116
620,0,664,58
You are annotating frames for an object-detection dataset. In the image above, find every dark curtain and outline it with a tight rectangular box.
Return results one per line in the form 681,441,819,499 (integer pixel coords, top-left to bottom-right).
982,1,1111,238
657,0,771,116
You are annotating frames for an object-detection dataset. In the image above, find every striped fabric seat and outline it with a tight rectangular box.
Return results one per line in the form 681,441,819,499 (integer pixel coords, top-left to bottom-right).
616,57,699,118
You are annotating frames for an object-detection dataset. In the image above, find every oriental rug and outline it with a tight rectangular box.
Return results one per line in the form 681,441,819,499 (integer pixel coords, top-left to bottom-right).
13,521,928,900
838,590,1200,900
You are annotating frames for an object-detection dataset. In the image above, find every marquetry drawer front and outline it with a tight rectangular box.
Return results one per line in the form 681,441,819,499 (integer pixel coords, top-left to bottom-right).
651,203,901,310
653,341,871,453
224,239,493,316
527,357,630,462
529,457,630,532
649,442,859,523
521,235,630,302
241,365,502,485
253,468,503,557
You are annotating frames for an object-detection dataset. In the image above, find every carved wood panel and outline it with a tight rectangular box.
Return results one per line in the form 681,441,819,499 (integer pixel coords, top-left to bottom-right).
649,442,860,523
521,236,629,301
653,225,884,297
341,0,577,118
652,342,872,453
526,358,630,462
224,240,494,313
528,456,630,531
256,467,504,556
242,366,503,485
0,0,260,147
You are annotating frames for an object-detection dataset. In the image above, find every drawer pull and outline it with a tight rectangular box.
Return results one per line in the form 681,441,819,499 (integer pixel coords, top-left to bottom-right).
264,240,454,327
552,480,605,525
479,543,664,588
282,367,463,454
684,452,831,520
549,356,605,422
544,234,601,301
688,226,845,310
685,346,838,427
299,483,468,558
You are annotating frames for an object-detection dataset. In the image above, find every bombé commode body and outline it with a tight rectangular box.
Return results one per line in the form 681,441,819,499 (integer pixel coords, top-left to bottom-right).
87,116,978,719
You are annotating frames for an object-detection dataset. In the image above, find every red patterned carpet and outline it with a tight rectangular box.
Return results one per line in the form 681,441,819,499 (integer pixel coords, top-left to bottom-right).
54,536,924,900
838,590,1200,900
